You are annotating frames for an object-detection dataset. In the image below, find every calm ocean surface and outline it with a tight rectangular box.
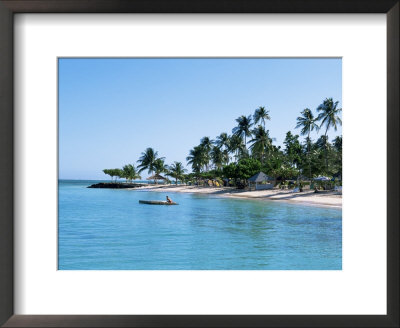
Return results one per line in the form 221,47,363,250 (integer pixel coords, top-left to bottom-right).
58,180,342,270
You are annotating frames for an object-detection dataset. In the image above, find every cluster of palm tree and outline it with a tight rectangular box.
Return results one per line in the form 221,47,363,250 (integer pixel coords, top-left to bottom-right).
186,106,275,173
103,148,187,185
185,98,342,184
136,148,187,184
295,98,342,178
103,98,341,186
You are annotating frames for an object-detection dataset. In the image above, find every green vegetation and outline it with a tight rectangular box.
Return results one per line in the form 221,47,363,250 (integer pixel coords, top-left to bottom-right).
122,164,141,183
102,168,123,182
184,97,342,187
253,106,271,128
137,147,161,177
103,166,139,183
295,108,319,179
168,162,187,185
102,98,341,188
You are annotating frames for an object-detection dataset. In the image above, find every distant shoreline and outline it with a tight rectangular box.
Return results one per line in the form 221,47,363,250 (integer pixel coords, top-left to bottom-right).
133,185,342,209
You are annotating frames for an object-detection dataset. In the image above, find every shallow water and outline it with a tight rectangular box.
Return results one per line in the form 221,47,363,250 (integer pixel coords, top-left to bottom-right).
58,180,342,270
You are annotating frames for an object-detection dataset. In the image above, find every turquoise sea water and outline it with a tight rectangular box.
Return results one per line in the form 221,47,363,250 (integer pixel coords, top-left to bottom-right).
58,180,342,270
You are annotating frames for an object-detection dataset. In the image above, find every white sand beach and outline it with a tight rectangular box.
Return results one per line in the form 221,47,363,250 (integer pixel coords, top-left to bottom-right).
135,185,342,208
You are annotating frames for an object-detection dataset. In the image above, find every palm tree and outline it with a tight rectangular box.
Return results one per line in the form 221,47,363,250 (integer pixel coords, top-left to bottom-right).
215,132,230,150
131,166,141,182
168,162,187,185
283,131,302,169
122,164,141,183
200,137,213,171
210,146,224,170
248,125,273,164
316,98,342,171
137,147,163,181
315,135,332,173
228,134,246,163
200,136,213,150
232,115,253,147
317,98,342,134
315,135,329,150
253,106,271,128
215,132,231,165
295,108,319,178
154,158,168,184
333,136,342,152
122,165,132,183
187,145,207,173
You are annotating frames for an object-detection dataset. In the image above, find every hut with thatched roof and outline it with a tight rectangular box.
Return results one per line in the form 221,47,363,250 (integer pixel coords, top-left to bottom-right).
248,172,274,190
147,173,167,184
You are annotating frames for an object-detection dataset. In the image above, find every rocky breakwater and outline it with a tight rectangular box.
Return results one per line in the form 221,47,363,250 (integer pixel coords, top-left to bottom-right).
88,182,146,189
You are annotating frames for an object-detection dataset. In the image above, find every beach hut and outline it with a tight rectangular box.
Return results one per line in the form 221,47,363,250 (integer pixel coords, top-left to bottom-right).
248,172,274,190
147,173,167,184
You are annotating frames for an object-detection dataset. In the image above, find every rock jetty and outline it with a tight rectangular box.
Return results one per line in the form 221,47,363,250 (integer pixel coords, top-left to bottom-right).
88,182,145,189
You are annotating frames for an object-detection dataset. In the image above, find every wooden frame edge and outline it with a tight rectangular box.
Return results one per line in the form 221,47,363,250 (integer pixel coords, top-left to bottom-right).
386,2,400,326
0,0,14,327
0,1,398,327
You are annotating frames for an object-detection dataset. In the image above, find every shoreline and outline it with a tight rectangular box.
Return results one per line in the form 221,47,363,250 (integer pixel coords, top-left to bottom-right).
133,185,342,209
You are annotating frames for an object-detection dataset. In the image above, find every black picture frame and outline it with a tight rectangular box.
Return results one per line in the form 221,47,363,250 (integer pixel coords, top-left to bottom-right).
0,1,398,327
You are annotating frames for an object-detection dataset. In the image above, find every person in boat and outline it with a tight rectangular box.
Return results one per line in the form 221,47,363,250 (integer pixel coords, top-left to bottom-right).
166,196,173,204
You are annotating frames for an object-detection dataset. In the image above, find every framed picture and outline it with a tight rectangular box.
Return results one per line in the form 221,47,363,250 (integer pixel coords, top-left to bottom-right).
0,0,398,327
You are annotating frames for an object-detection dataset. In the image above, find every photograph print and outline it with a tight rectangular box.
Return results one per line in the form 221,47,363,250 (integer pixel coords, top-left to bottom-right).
58,58,342,270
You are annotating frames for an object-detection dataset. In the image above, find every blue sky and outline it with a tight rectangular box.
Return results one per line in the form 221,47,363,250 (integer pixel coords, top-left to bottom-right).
59,58,342,180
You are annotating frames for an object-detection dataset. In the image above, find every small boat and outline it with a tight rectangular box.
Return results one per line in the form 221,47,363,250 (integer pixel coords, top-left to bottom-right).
139,200,179,205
